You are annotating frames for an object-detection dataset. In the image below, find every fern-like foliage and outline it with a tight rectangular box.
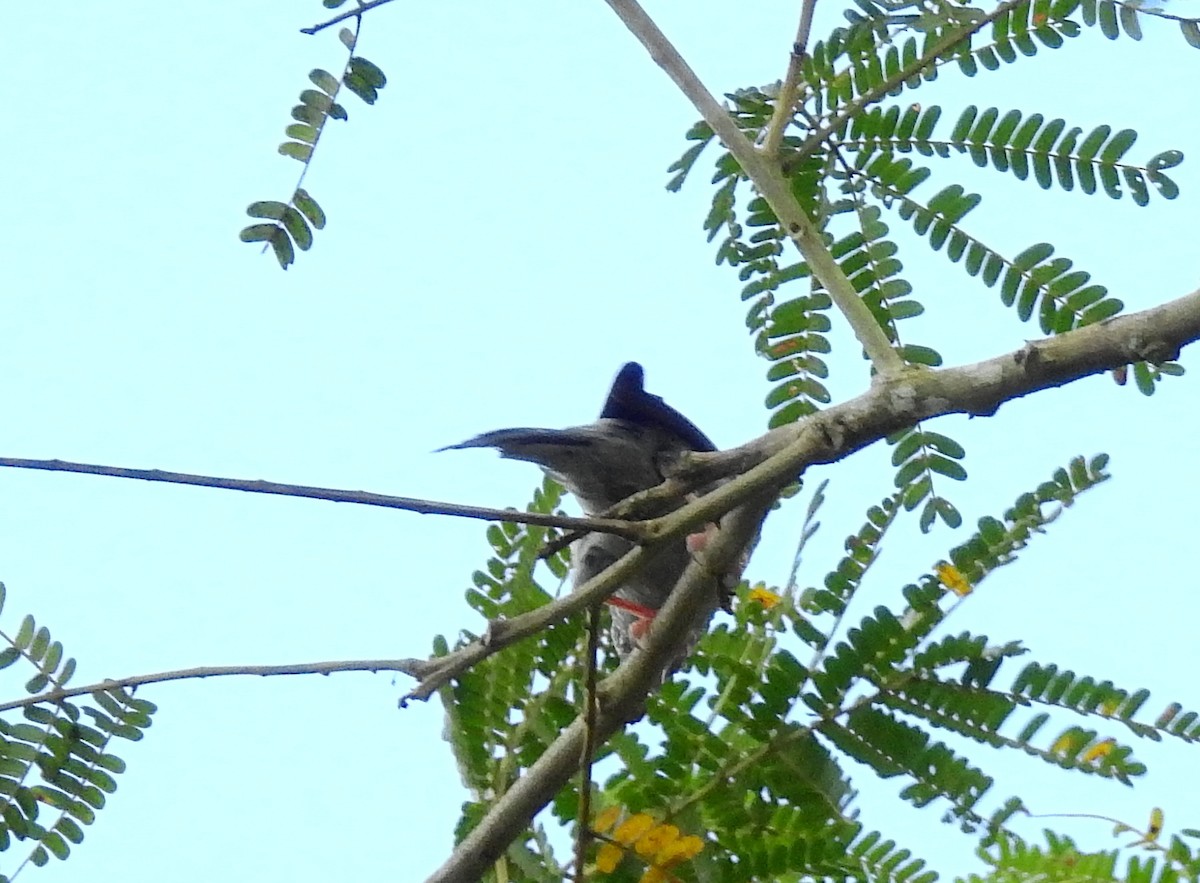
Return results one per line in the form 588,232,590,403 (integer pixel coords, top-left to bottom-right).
441,426,1200,880
398,0,1200,877
1079,0,1200,46
888,426,967,532
437,477,584,881
968,828,1200,883
667,0,1187,450
0,584,153,879
240,24,387,269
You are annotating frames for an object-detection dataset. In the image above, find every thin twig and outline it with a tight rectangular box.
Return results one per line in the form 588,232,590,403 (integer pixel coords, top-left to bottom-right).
0,457,648,541
399,542,659,704
0,659,409,713
760,0,820,158
300,0,394,35
573,605,603,882
538,472,705,562
603,0,905,378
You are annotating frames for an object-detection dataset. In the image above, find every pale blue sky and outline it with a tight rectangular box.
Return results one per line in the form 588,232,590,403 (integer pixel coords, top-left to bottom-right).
2,2,1198,881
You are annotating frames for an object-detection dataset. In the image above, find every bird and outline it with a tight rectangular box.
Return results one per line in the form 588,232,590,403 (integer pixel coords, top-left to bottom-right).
439,362,729,673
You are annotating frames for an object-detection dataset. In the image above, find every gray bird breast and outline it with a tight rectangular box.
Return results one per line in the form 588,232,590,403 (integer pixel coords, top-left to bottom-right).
571,529,719,666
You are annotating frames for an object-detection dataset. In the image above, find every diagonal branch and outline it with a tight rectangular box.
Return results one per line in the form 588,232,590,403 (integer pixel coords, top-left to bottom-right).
760,0,821,159
0,457,649,541
604,0,906,378
402,285,1200,710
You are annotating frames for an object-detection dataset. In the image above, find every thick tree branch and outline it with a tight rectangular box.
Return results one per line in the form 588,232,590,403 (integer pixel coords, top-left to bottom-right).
697,285,1200,483
424,498,773,883
604,0,906,378
0,458,648,542
0,659,410,713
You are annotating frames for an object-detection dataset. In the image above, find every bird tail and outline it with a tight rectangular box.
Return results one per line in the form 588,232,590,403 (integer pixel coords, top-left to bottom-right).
436,427,593,462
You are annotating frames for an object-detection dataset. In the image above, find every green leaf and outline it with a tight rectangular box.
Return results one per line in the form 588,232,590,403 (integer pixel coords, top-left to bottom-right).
309,68,340,95
284,123,318,144
1012,242,1054,271
15,615,34,651
246,201,289,221
281,207,313,251
0,647,21,670
278,141,313,162
292,189,326,230
1182,19,1200,48
348,56,387,88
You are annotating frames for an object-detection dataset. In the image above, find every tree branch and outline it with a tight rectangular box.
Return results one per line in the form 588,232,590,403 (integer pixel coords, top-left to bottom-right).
699,285,1200,482
8,290,1197,717
402,283,1200,708
0,458,649,542
603,0,907,378
420,287,1199,880
0,659,411,713
760,0,820,159
300,0,396,35
399,540,669,704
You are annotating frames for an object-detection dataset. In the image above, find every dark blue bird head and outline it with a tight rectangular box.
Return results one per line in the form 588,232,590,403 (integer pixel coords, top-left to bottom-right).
600,362,715,453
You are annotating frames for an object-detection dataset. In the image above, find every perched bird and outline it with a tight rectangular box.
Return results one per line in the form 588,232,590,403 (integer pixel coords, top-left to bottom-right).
440,362,727,672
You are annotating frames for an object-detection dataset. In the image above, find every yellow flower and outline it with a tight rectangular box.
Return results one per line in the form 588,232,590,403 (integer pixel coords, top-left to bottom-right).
935,562,971,597
1081,738,1115,763
593,805,621,834
655,834,705,866
635,823,679,858
596,842,624,874
748,584,782,609
614,813,656,846
1050,730,1082,756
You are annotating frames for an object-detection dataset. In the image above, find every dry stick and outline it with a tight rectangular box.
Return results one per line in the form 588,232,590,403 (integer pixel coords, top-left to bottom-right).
0,660,409,713
760,0,821,159
0,457,647,542
604,0,905,378
573,605,603,882
538,473,704,562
